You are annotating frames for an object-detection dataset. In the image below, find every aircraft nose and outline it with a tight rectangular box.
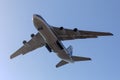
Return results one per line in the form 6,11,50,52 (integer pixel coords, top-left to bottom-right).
33,14,37,18
33,14,42,18
32,14,39,21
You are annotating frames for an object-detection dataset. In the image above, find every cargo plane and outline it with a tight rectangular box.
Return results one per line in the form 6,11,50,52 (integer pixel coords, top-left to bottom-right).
10,14,113,68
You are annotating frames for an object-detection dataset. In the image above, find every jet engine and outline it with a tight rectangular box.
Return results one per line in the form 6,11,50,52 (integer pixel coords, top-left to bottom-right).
31,34,35,38
23,40,30,47
23,40,27,45
73,28,78,32
59,27,66,34
59,27,64,30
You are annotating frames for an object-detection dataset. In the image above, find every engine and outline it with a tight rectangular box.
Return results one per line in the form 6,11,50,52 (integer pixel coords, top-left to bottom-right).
59,27,66,34
73,28,78,32
22,40,31,48
59,27,64,30
23,40,27,44
31,34,35,38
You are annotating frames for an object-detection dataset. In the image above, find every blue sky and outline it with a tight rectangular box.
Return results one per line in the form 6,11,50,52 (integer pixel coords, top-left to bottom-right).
0,0,120,80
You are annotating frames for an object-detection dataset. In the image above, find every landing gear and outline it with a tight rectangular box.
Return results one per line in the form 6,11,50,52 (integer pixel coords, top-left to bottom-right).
45,44,52,52
31,34,35,38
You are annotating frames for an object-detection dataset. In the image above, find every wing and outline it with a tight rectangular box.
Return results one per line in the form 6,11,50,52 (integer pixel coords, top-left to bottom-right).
10,32,45,59
51,26,113,40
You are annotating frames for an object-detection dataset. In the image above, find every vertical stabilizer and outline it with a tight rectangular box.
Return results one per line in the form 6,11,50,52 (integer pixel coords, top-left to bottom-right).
67,45,73,56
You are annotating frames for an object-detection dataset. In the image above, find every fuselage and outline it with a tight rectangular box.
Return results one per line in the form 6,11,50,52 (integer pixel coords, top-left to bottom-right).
33,14,73,63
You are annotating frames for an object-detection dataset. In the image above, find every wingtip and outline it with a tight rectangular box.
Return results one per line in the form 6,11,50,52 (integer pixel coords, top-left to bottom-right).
10,54,16,59
109,33,113,36
85,57,92,61
56,65,59,68
89,58,92,61
102,32,113,36
10,55,13,59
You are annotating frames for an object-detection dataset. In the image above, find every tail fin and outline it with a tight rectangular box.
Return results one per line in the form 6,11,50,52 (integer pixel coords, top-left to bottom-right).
56,60,68,68
67,45,73,56
71,56,91,61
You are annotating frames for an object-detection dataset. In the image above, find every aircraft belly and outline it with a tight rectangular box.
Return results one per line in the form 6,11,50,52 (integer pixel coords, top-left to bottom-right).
40,29,64,53
39,27,70,60
56,50,71,60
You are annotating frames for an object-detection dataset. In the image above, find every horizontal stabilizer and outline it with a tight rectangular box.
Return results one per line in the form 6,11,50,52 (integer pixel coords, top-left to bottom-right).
10,53,22,59
71,56,91,61
56,60,68,68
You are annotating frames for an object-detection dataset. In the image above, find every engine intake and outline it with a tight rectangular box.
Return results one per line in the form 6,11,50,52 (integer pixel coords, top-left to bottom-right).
23,40,27,44
73,28,78,32
31,34,35,38
60,27,64,30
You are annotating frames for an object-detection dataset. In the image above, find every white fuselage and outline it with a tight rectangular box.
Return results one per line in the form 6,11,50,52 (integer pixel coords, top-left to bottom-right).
33,14,73,63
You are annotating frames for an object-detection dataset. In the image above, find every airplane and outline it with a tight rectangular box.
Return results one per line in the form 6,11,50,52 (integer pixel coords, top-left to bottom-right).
10,14,113,68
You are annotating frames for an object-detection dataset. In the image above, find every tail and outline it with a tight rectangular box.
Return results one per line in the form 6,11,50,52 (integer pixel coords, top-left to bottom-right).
56,56,91,68
56,45,91,68
67,45,73,56
66,45,91,61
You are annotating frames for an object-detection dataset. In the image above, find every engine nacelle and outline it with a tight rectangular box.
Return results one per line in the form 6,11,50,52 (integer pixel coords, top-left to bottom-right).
59,27,66,34
23,40,30,47
23,40,27,44
73,28,78,32
60,27,64,30
31,34,35,38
